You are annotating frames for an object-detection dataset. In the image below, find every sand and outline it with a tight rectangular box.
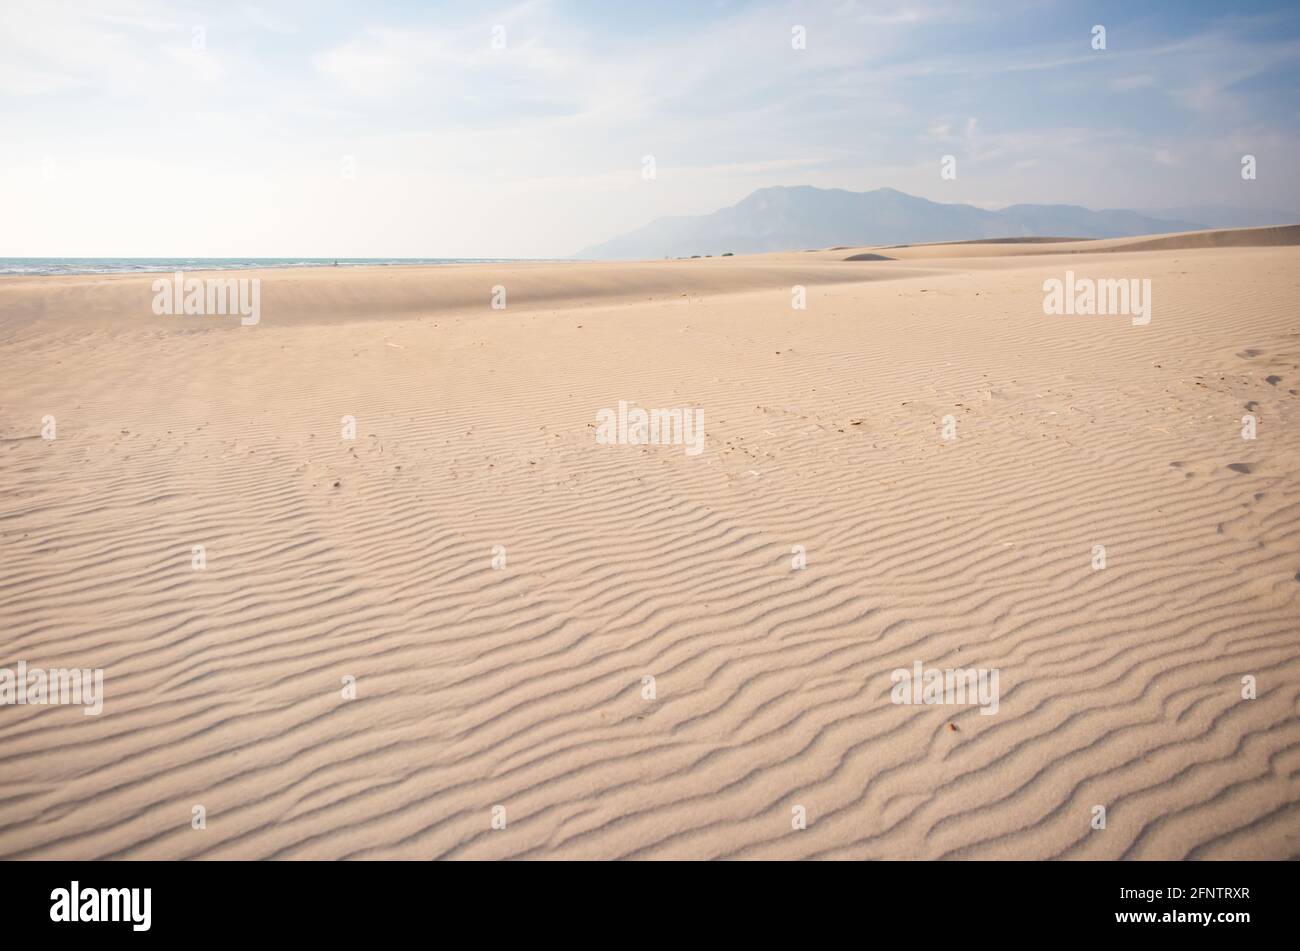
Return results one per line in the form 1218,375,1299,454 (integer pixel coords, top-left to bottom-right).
1,227,1298,859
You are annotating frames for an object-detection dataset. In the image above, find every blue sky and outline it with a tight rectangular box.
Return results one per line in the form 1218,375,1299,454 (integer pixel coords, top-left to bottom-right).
2,0,1298,256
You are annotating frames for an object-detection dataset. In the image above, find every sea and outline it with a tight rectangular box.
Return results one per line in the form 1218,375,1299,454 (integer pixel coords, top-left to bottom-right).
0,258,528,276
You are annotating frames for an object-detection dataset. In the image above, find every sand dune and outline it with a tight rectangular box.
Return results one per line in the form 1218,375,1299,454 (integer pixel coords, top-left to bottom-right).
0,259,942,337
1,227,1298,859
827,223,1300,262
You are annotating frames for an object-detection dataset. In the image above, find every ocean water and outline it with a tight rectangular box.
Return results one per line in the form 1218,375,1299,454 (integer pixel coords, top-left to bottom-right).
0,258,526,276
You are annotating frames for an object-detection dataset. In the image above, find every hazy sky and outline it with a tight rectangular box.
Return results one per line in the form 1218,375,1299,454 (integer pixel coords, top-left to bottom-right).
3,0,1298,257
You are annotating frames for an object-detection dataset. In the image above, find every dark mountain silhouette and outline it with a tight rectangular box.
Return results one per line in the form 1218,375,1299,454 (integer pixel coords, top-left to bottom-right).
574,185,1201,259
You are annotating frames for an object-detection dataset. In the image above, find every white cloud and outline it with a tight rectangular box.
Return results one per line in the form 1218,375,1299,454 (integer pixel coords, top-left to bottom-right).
2,0,1297,256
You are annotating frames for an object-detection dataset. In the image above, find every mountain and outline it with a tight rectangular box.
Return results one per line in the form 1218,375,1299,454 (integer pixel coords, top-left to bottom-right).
573,186,1202,259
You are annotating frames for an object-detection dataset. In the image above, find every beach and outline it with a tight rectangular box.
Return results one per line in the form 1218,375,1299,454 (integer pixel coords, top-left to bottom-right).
1,228,1298,859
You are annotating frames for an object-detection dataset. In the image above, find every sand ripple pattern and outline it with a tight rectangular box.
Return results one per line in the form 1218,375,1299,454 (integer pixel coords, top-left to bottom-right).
1,242,1298,858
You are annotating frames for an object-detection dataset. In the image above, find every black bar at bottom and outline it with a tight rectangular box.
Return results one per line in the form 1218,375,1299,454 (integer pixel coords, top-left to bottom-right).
1,859,1287,939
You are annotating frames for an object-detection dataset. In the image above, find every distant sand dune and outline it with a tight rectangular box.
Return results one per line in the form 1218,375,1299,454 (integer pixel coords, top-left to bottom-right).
838,223,1300,261
1,228,1298,859
1087,223,1300,253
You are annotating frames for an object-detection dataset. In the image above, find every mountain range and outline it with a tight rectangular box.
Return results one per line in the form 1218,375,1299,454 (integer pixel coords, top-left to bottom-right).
574,186,1295,259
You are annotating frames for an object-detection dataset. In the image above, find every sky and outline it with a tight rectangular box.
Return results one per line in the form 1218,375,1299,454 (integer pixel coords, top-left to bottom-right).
2,0,1298,257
